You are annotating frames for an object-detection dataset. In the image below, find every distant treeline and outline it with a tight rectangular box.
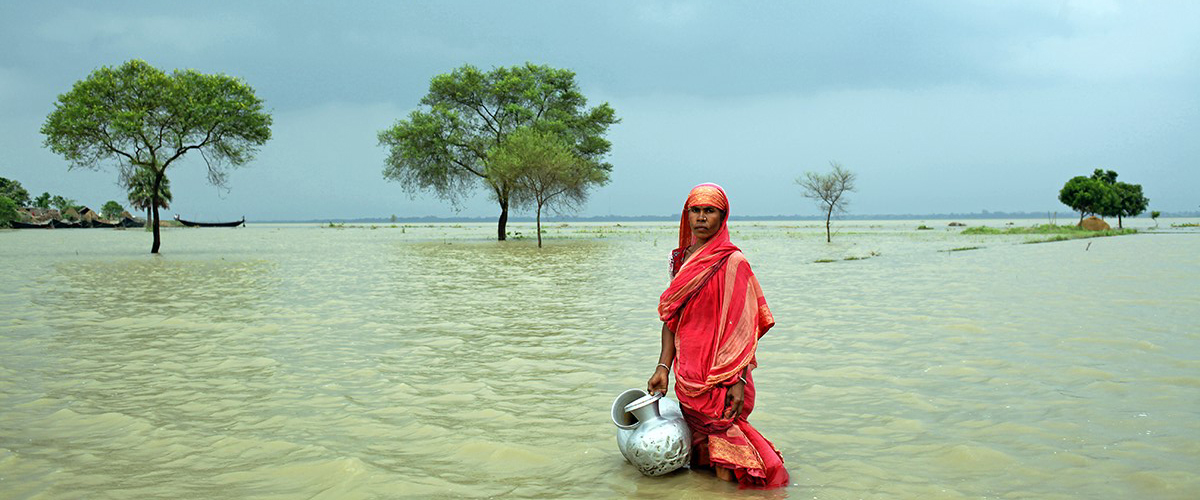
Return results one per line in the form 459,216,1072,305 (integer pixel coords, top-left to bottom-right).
266,210,1200,225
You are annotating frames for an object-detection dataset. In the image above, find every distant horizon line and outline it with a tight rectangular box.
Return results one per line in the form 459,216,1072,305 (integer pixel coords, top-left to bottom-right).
256,210,1200,224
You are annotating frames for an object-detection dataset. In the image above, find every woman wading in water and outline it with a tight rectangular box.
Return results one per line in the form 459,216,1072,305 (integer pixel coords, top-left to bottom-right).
647,183,789,489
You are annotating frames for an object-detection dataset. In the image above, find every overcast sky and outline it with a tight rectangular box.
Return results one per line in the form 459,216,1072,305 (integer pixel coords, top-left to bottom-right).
2,0,1197,220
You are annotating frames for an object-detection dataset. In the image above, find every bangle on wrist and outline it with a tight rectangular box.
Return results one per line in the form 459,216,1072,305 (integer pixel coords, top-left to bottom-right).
656,363,670,372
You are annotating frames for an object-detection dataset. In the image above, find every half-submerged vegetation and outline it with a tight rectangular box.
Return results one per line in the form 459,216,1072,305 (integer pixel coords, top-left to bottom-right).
962,224,1136,243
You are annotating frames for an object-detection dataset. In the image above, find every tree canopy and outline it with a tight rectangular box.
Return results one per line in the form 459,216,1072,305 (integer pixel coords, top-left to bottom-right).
101,200,125,220
0,196,18,227
378,63,618,240
1058,169,1148,228
797,161,857,242
490,128,608,247
41,59,271,252
0,177,31,207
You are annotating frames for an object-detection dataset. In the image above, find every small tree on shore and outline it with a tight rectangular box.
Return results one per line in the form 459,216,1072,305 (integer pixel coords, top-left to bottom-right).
101,200,124,220
797,161,856,243
490,128,608,247
51,195,79,217
0,196,18,227
0,177,31,207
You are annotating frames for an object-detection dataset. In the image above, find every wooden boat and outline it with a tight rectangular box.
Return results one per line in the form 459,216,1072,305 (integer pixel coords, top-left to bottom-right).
174,215,245,227
119,217,144,228
9,220,52,229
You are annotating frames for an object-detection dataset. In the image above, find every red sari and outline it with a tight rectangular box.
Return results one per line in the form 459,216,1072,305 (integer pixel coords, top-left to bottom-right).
658,184,789,489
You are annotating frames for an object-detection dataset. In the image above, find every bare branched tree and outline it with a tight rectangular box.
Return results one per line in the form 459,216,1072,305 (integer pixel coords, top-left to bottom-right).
797,161,857,242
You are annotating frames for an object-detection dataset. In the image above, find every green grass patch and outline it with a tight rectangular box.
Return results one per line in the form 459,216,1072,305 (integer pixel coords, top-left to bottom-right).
963,224,1136,236
916,224,934,230
940,246,982,252
813,259,837,263
1023,235,1072,244
1171,222,1199,227
961,224,1136,244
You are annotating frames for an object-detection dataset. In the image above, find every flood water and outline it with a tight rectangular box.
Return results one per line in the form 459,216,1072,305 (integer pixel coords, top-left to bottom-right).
1,219,1197,499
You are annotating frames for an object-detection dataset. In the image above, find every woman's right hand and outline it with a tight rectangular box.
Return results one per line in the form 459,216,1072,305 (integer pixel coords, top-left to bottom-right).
647,365,670,396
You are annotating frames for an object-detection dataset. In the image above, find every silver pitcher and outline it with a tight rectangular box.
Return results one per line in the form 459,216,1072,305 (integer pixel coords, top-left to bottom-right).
611,388,691,476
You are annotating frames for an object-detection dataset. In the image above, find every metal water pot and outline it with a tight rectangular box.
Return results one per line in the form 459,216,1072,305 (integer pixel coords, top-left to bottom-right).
611,388,691,476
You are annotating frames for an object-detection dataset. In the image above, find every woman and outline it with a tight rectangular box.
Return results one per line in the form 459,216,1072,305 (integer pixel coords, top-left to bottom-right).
646,183,789,489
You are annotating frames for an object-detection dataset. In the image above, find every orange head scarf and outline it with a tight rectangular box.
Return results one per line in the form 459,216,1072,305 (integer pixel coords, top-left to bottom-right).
677,183,730,252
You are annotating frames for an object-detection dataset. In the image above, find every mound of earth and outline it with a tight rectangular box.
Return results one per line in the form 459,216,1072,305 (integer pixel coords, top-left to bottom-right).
1080,216,1111,231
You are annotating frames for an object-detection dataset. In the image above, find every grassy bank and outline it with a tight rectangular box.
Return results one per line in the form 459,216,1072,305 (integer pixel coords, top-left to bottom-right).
961,224,1137,243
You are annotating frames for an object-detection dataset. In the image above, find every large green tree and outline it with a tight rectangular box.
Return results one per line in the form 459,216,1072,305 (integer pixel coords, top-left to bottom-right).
1061,168,1149,228
1110,181,1148,229
41,59,271,253
0,177,31,206
1059,175,1117,223
378,63,618,240
490,128,609,247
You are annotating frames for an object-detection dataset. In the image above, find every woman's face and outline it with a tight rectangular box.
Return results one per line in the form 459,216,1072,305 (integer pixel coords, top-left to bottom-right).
688,205,723,244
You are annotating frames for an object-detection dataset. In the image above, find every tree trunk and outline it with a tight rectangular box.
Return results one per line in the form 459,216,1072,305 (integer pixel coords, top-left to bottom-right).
151,204,161,253
151,174,163,254
536,204,543,248
824,207,833,243
497,199,509,241
1117,215,1123,229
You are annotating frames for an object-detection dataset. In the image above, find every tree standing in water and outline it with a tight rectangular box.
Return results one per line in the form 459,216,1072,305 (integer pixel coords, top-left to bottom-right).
378,63,617,241
797,161,857,242
42,59,271,253
490,128,609,247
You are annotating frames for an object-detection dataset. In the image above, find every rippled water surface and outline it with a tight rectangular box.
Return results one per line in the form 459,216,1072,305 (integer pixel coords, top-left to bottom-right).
2,220,1197,499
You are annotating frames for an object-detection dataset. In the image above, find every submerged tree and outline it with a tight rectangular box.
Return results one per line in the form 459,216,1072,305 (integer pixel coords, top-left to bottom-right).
796,161,857,243
378,63,618,241
490,128,609,247
41,59,271,253
1059,176,1114,223
1059,169,1148,228
1110,181,1148,229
